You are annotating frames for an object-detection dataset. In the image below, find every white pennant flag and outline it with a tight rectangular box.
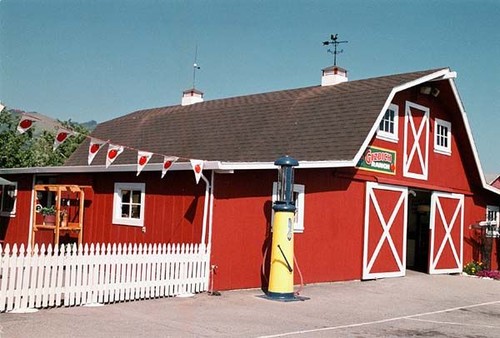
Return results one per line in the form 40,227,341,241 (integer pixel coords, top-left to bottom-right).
190,159,204,184
17,115,38,134
53,129,73,150
137,151,153,176
106,144,124,168
161,156,178,178
88,138,107,165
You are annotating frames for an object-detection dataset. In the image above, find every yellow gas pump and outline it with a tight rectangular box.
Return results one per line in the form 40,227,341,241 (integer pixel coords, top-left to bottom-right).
266,156,306,301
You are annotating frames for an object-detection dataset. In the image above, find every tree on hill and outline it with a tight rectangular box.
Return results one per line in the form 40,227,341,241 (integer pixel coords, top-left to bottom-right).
0,109,89,168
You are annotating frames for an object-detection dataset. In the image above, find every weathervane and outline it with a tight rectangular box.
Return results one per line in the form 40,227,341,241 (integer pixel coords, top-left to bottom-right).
192,44,201,88
323,34,348,66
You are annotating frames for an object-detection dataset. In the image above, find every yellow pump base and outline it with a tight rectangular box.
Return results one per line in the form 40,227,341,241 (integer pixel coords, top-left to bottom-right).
267,210,297,301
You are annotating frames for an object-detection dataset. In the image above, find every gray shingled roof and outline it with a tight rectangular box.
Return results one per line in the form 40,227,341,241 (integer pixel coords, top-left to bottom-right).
65,69,443,166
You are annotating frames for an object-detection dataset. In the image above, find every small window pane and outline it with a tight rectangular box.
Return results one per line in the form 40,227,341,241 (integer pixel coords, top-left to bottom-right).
122,190,131,203
131,205,141,219
121,204,130,217
3,188,15,211
131,191,141,204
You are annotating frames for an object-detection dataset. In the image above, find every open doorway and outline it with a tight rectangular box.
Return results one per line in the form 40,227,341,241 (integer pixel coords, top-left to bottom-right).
406,190,431,272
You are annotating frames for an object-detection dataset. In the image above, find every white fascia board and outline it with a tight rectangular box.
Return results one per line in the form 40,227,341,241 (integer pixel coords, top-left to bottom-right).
217,160,354,170
0,159,354,175
353,68,451,165
484,184,500,195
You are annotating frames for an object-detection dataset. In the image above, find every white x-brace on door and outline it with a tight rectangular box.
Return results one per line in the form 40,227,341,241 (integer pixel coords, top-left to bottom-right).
429,192,464,274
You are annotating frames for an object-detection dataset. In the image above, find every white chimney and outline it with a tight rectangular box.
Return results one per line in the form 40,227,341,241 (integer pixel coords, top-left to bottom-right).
321,66,348,86
181,88,204,106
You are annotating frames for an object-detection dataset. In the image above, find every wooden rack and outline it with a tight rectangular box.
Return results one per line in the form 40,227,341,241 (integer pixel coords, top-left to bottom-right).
31,184,88,247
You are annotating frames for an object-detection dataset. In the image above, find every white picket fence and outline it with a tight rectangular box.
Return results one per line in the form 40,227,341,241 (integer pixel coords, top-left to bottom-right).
0,242,210,312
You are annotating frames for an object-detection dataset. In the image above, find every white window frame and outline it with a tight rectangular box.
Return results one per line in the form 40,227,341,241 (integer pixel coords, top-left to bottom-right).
434,118,452,155
0,182,17,217
377,104,399,143
113,182,145,227
271,182,305,233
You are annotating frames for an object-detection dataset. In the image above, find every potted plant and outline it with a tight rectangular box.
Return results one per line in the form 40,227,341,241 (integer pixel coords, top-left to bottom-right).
41,205,57,225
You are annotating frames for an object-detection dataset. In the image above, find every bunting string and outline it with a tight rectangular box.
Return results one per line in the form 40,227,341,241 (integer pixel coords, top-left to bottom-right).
5,107,207,183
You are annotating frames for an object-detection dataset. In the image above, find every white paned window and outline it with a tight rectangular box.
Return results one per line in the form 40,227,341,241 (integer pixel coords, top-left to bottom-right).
271,182,305,233
434,118,452,155
487,205,499,224
377,104,399,142
113,183,145,227
486,205,499,238
0,183,17,217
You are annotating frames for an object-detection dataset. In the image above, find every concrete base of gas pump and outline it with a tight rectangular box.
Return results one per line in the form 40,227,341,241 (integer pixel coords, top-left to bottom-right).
258,292,309,302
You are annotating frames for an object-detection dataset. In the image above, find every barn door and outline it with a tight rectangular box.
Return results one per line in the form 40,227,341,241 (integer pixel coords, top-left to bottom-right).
363,182,408,280
429,192,464,274
403,102,429,180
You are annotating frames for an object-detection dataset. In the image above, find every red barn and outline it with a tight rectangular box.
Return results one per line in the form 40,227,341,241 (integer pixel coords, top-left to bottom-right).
1,67,499,291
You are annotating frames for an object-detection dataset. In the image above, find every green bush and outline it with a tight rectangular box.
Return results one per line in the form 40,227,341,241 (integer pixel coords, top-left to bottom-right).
463,261,484,275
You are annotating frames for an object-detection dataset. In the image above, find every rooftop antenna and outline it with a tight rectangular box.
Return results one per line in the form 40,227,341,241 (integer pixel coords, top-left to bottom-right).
322,34,348,66
192,44,201,88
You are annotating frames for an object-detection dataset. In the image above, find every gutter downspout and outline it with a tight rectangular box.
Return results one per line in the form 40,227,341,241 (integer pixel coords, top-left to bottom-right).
199,172,214,247
207,170,215,250
199,171,215,292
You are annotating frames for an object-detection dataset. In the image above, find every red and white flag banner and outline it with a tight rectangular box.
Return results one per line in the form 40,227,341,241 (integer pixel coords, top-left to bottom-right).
17,115,39,134
137,151,153,176
106,144,124,168
190,159,204,184
88,138,107,165
161,156,179,178
53,128,73,150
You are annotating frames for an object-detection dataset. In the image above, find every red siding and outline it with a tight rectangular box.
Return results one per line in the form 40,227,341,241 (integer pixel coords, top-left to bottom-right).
210,169,367,291
1,171,207,247
82,171,206,244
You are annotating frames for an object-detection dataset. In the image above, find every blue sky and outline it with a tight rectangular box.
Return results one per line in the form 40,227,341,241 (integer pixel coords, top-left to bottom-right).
1,0,499,174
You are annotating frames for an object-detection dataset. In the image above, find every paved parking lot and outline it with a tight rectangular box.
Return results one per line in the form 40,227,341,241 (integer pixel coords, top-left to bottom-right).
1,270,500,337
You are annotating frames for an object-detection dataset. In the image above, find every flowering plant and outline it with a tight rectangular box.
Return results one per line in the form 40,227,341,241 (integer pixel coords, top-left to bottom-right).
463,261,483,275
475,270,500,280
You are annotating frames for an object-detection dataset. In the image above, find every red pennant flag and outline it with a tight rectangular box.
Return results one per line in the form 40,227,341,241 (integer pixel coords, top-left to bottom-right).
106,144,124,168
17,115,38,134
88,138,107,165
53,129,73,150
137,151,153,176
161,156,178,178
190,159,204,184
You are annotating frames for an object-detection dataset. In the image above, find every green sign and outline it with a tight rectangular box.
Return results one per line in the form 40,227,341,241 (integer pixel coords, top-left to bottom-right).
357,146,396,175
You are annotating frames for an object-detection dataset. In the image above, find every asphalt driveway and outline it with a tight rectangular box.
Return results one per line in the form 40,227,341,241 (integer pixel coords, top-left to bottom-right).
1,270,500,337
